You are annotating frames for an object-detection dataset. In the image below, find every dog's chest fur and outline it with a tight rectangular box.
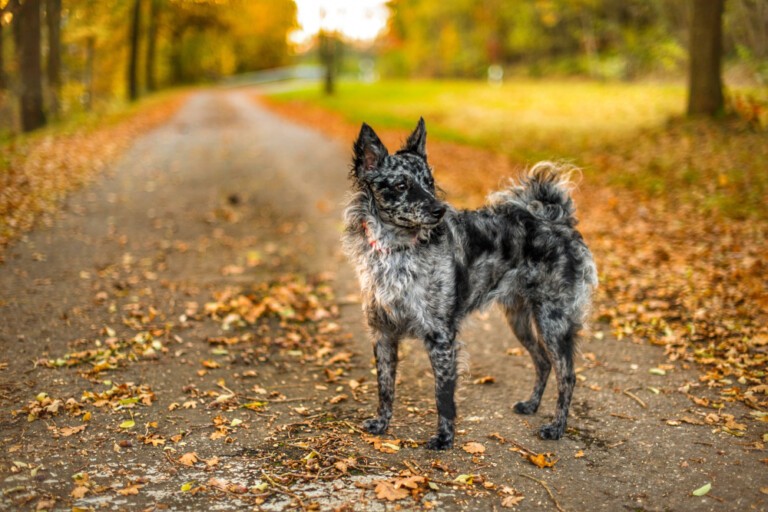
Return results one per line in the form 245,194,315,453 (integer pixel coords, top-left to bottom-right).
345,217,455,337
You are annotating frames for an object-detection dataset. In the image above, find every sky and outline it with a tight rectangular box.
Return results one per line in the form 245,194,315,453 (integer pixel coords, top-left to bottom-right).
291,0,390,43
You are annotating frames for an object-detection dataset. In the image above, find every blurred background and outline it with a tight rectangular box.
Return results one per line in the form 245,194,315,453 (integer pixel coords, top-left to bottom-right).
1,0,766,133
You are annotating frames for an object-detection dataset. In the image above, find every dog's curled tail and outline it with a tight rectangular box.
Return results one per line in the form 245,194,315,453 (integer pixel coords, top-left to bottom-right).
491,161,579,225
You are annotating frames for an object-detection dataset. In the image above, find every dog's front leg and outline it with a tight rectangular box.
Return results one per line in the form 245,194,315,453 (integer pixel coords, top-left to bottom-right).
425,332,457,450
363,334,399,435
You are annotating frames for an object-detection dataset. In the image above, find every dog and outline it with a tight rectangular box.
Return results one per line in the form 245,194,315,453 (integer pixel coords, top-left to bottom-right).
342,118,597,450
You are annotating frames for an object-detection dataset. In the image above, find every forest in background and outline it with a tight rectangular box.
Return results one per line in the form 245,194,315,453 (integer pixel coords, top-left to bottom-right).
1,0,767,135
380,0,767,82
0,0,297,131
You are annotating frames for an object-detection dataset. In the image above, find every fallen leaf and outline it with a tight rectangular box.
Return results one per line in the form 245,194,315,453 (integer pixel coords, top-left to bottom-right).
71,486,88,499
394,475,425,489
473,376,495,385
454,474,476,485
60,425,87,437
178,452,199,466
375,480,409,501
119,419,135,429
462,442,486,454
117,483,142,495
501,494,525,508
692,483,711,496
527,452,558,468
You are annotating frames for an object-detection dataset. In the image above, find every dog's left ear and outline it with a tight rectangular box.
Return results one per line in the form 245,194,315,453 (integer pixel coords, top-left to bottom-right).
401,117,427,159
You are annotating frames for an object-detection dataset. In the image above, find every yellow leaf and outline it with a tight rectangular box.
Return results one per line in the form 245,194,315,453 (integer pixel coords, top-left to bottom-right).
119,419,135,429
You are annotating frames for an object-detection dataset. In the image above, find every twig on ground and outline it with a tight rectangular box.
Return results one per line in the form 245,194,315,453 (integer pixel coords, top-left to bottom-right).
519,473,566,512
622,389,647,408
261,471,307,511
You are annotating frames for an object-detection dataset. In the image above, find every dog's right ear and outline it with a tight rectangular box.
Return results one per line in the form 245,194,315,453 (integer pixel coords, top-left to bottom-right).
353,123,388,178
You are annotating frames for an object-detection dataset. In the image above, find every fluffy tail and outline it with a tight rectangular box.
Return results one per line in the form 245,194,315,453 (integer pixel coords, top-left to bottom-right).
491,161,579,225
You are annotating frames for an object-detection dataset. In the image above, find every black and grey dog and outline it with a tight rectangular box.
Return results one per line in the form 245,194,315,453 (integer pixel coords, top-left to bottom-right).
343,118,597,450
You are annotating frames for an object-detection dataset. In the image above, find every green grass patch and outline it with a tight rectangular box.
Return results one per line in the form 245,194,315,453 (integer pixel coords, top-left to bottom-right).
269,79,684,158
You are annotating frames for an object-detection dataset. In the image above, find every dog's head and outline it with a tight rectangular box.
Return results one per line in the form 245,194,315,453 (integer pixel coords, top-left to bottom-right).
351,118,446,230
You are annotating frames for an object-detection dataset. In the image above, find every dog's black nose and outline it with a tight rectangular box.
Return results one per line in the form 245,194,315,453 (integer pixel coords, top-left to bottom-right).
432,205,447,219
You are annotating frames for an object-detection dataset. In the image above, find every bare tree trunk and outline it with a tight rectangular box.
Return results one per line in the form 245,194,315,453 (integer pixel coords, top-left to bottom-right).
687,0,725,117
83,36,95,111
46,0,62,117
319,30,336,95
127,0,142,101
145,0,159,92
15,0,46,132
0,20,5,92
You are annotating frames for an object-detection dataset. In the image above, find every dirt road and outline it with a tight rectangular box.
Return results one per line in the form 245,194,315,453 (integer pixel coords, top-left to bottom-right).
1,90,765,511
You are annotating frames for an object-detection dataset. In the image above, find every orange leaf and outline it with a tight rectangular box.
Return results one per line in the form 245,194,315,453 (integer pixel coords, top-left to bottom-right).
527,452,558,468
462,442,486,454
178,452,199,466
375,480,409,501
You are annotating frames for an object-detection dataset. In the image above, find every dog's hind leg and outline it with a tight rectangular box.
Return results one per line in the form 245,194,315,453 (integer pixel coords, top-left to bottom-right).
537,319,577,441
424,332,457,450
505,307,551,416
363,334,399,435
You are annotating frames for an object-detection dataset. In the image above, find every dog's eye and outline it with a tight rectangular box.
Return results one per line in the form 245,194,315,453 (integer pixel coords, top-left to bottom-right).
394,182,408,192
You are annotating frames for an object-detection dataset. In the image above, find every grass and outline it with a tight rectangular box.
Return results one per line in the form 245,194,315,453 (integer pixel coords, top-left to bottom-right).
270,79,684,158
269,79,767,219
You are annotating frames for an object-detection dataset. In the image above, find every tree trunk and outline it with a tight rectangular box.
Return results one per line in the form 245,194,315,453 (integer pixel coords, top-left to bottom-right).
46,0,62,117
145,0,159,92
319,30,336,95
83,36,95,111
0,19,5,91
687,0,725,117
15,0,46,131
127,0,142,101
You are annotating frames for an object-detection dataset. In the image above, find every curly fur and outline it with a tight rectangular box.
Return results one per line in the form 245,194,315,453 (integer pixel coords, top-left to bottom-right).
343,119,597,449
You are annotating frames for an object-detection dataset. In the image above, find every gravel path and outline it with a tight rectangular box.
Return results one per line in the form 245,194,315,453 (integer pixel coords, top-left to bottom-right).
0,89,764,511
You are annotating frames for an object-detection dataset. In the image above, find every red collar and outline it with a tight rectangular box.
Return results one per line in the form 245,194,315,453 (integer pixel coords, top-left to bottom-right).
362,221,390,254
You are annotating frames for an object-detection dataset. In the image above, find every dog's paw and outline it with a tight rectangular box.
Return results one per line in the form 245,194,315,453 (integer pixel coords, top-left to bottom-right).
425,434,453,451
513,400,539,415
538,421,566,440
362,417,389,435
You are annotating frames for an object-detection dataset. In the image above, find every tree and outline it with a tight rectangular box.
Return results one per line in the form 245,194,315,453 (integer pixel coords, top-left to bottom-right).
687,0,725,117
14,0,46,131
127,0,141,101
319,29,338,95
145,0,159,92
46,0,62,116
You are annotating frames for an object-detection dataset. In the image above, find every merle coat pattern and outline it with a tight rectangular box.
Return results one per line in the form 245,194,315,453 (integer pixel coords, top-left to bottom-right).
343,119,597,450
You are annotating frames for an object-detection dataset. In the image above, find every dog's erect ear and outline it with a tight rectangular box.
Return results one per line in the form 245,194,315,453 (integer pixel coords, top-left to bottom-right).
353,123,388,178
401,117,427,159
